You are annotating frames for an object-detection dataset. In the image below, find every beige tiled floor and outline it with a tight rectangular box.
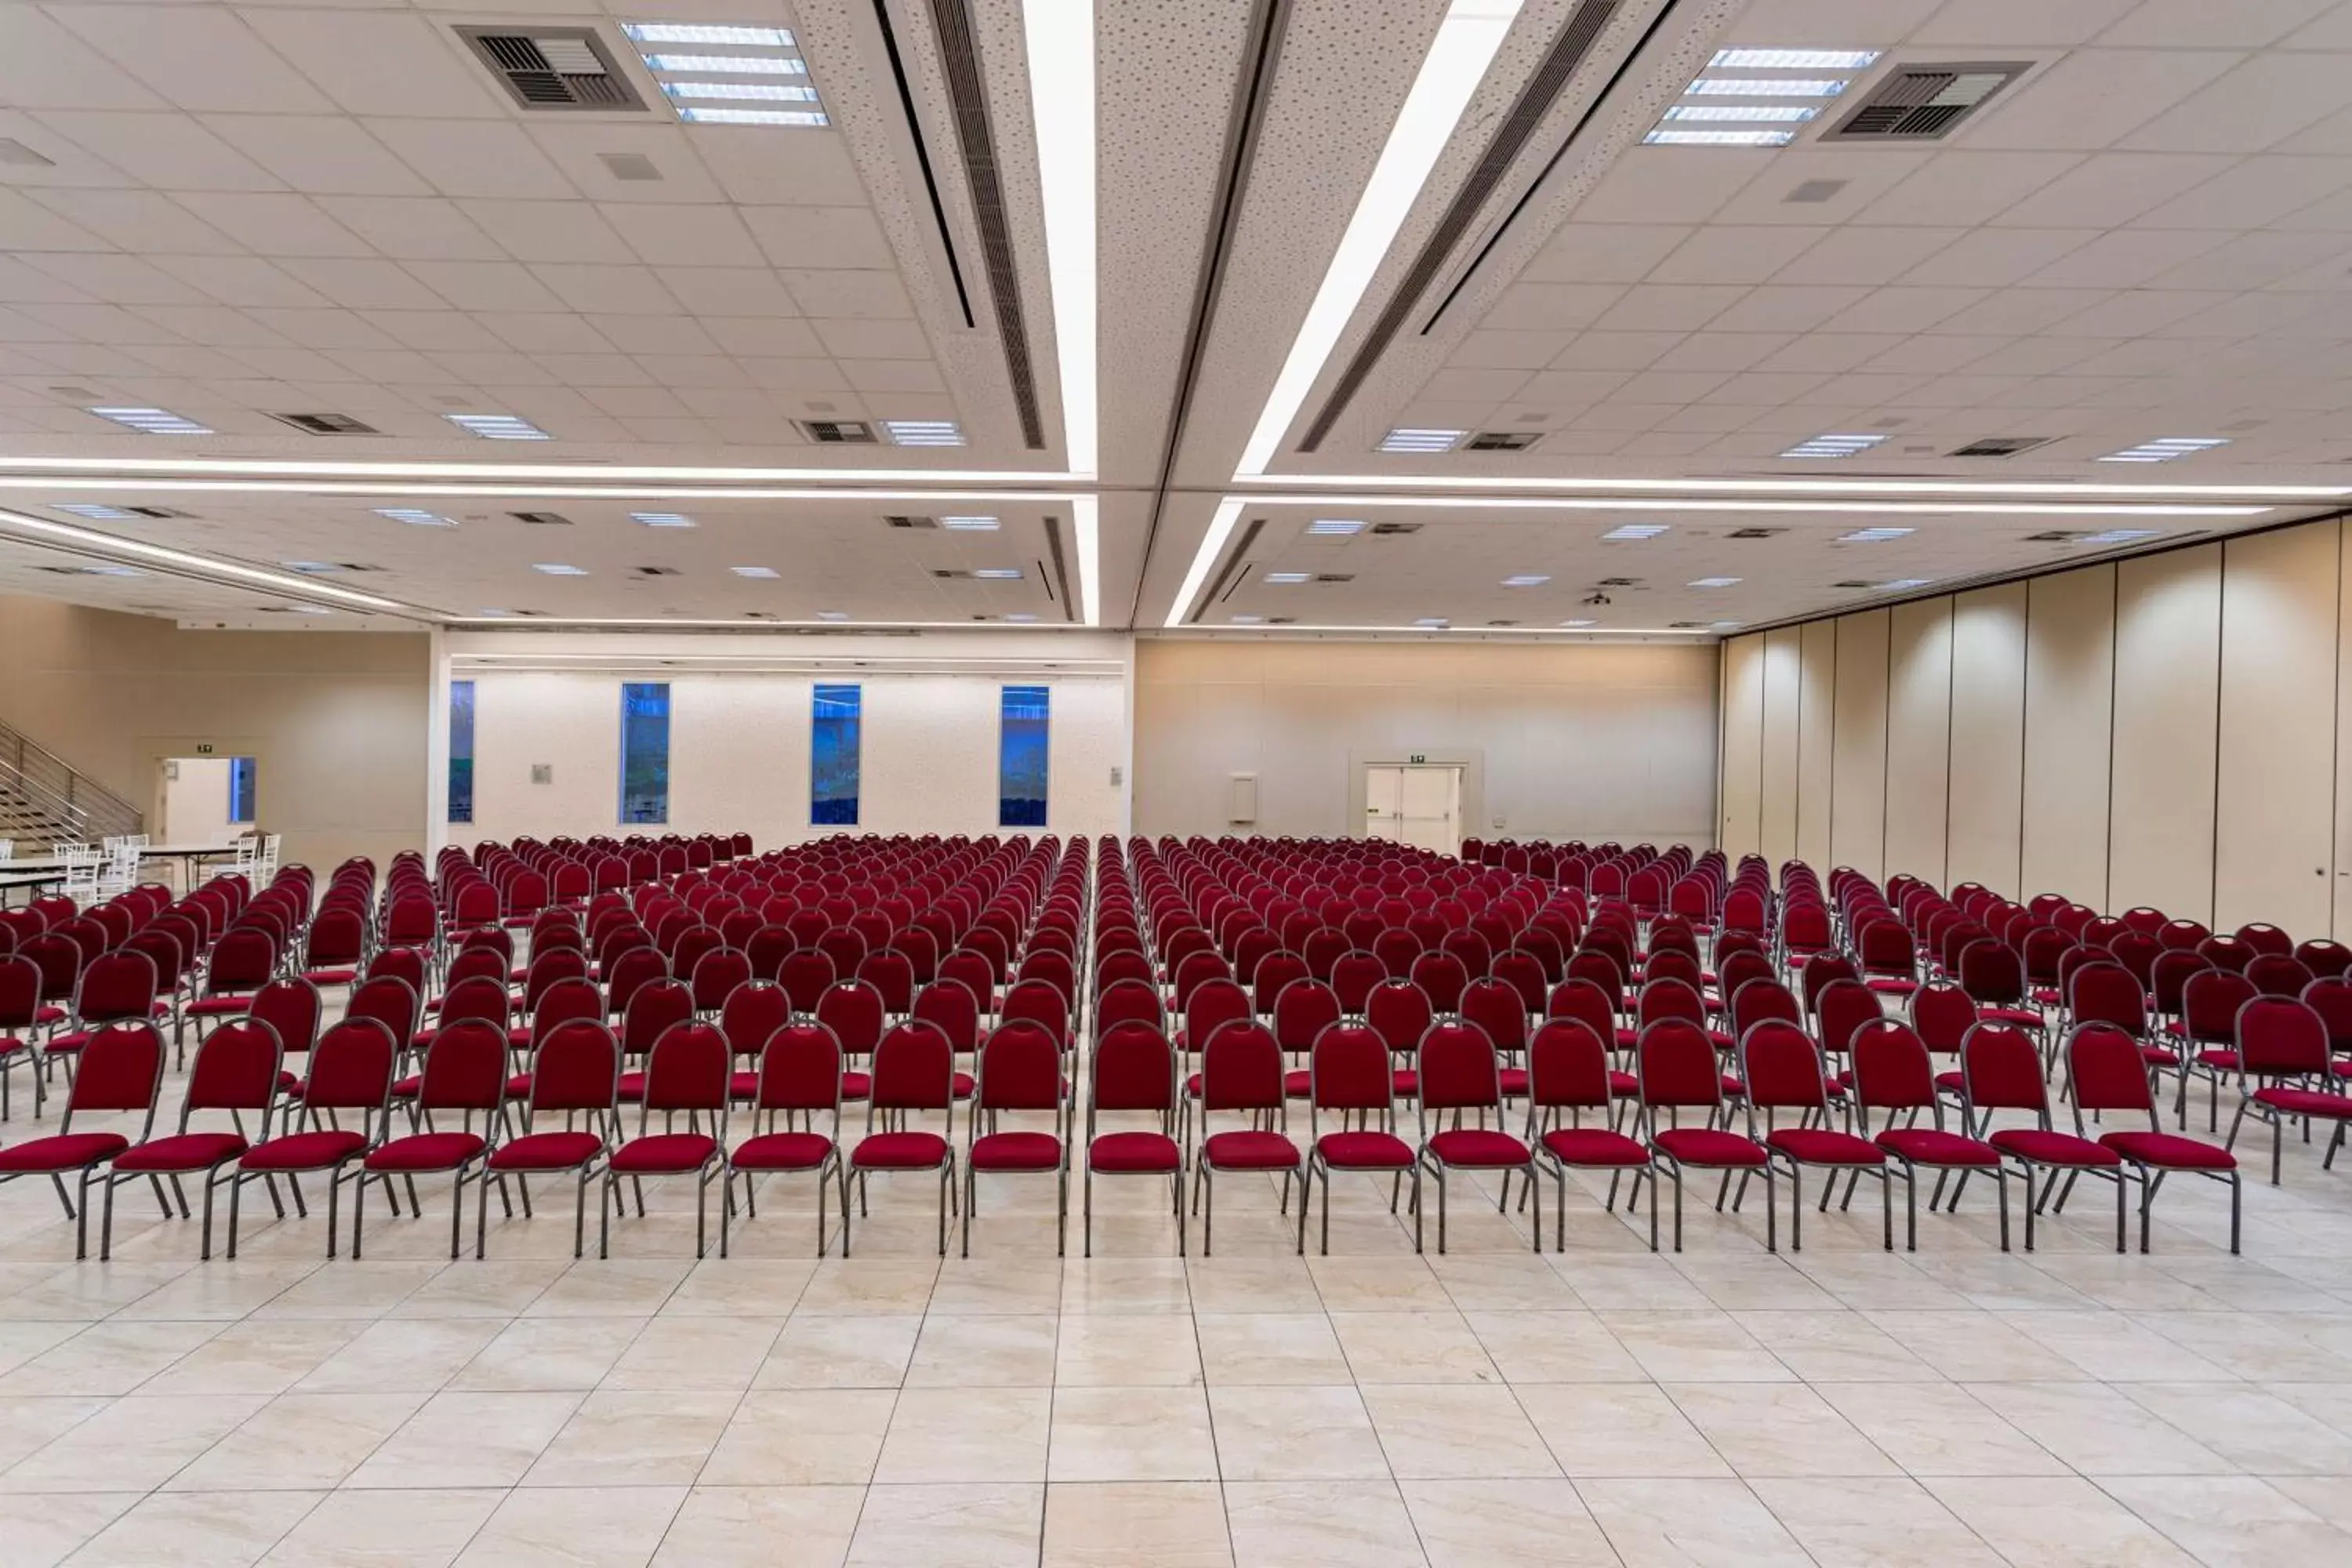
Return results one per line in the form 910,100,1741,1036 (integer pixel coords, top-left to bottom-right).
5,1062,2352,1566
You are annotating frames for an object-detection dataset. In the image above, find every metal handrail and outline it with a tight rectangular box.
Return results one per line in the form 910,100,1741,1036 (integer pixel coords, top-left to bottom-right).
0,717,143,848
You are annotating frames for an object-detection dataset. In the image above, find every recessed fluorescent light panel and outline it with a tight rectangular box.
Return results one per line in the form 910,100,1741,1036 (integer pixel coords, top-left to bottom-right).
1645,48,1880,147
731,566,779,578
90,406,210,436
1234,0,1526,475
281,561,342,573
2078,528,2163,546
1783,434,1886,459
1023,0,1096,478
1006,612,1040,622
374,507,455,527
972,567,1024,580
1561,618,1596,628
1711,620,1744,631
816,610,848,621
2099,437,2227,463
53,504,136,521
1414,617,1450,629
445,413,549,441
1229,614,1264,625
622,22,827,126
881,420,965,447
1881,578,1933,590
941,516,1000,531
1689,576,1742,588
1602,524,1668,540
81,564,145,576
1501,574,1550,587
1306,518,1367,536
1838,526,1915,542
1265,572,1312,584
532,563,588,575
630,511,695,528
1378,427,1467,454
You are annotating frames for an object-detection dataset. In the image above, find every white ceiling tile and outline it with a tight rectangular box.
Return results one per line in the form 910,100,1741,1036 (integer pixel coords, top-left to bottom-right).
401,260,567,314
690,129,871,208
524,125,724,205
172,194,372,257
0,257,95,305
1648,227,1827,287
426,351,554,386
587,315,720,356
1547,332,1684,371
455,200,632,265
23,189,241,255
807,318,932,361
2124,53,2352,153
1450,328,1574,369
18,300,175,344
1709,369,1838,405
1477,282,1627,332
32,111,283,192
354,310,484,353
369,122,577,200
530,353,652,387
20,252,208,307
327,349,448,386
1859,335,2013,376
240,307,400,350
628,355,753,390
1966,50,2247,151
2154,291,2337,338
740,357,851,393
481,315,615,354
673,387,771,420
1995,153,2238,228
1830,287,1993,334
739,206,896,270
206,116,430,198
1588,285,1747,333
2062,339,2213,377
2135,155,2352,230
1706,285,1871,334
0,190,115,252
2145,231,2350,290
1947,336,2120,375
1926,287,2111,336
779,270,912,319
275,256,448,311
702,318,826,357
1417,368,1534,404
652,267,800,317
1613,368,1733,404
2043,289,2228,339
240,9,506,119
310,195,504,263
840,360,945,394
583,385,691,419
528,264,682,315
600,204,765,268
1707,150,1933,227
1857,151,2082,227
1573,152,1764,225
127,305,285,349
1769,228,1963,288
1518,224,1690,285
54,6,336,114
1649,333,1795,373
2020,228,2230,288
1900,228,2096,287
1500,368,1630,405
0,9,169,111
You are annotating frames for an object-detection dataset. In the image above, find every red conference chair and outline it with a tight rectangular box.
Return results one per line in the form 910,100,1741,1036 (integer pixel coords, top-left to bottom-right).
0,1021,165,1258
723,1020,848,1257
1299,1020,1417,1254
354,1018,507,1259
225,1016,396,1258
1522,1018,1651,1250
99,1018,281,1261
1635,1018,1768,1252
601,1022,729,1258
1414,1018,1539,1253
1849,1018,2005,1250
2224,995,2352,1185
843,1020,959,1258
2066,1021,2240,1254
1192,1019,1300,1254
1958,1020,2118,1252
964,1018,1068,1257
1739,1019,1886,1251
1083,1021,1184,1258
476,1019,620,1259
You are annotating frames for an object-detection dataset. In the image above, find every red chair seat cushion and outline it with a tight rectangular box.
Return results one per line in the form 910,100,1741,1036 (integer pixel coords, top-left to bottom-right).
1203,1130,1301,1170
1652,1127,1766,1167
1865,978,1918,996
0,1132,129,1171
1608,1069,1638,1098
34,1005,63,1026
301,969,358,987
488,1131,605,1171
1391,1069,1417,1096
1499,1067,1529,1096
953,1071,975,1100
1875,1128,1998,1167
1541,1127,1649,1167
2031,987,2063,1006
1283,1069,1312,1098
970,1131,1062,1171
1980,1007,2043,1028
731,1131,834,1171
390,1074,422,1099
1990,1127,2118,1167
1767,1127,1883,1166
365,1132,485,1172
503,1073,533,1100
506,1028,532,1051
840,1070,872,1100
114,1132,249,1173
1933,1069,1965,1094
1316,1129,1413,1169
187,995,255,1018
2141,1045,2182,1068
1427,1127,1530,1167
0,1037,30,1058
610,1133,718,1174
728,1071,760,1100
1720,1073,1745,1098
850,1130,949,1170
1088,1130,1180,1173
2254,1085,2352,1120
241,1130,368,1171
42,1032,90,1055
1614,1028,1639,1051
2101,1130,2235,1171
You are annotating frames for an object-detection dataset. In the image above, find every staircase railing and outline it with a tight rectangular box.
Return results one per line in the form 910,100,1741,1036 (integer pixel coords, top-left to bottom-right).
0,717,143,850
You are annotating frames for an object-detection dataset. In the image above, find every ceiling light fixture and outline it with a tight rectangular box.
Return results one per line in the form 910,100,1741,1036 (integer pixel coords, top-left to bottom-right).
1235,0,1526,475
1881,578,1934,590
1252,494,2262,517
532,564,588,575
941,515,1000,531
1642,129,1798,146
630,511,695,528
1501,574,1551,587
1229,614,1264,625
79,564,145,577
1661,104,1820,123
0,506,412,614
89,406,210,436
1226,471,2341,500
1686,76,1853,96
1689,576,1742,588
53,503,138,521
1838,526,1914,542
1167,498,1244,627
1713,48,1881,69
1265,572,1312,584
445,413,550,441
972,567,1024,580
1782,434,1886,459
2076,528,2164,546
880,420,965,447
2098,437,2227,463
374,507,455,527
1643,48,1879,148
1711,620,1744,631
1377,427,1468,454
816,610,848,621
675,108,833,125
731,566,779,578
1414,617,1450,629
1073,492,1101,626
1023,0,1097,479
1561,618,1596,628
1602,524,1669,540
624,22,827,127
281,561,343,574
1306,518,1367,535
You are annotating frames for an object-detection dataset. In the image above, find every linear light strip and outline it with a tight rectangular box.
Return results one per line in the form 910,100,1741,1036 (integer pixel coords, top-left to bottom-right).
1235,0,1525,475
0,507,420,615
1073,493,1101,626
0,479,1093,503
0,457,1087,484
1167,498,1245,628
1238,495,2269,517
1024,0,1098,478
1164,622,1720,637
443,617,1109,630
1229,474,2347,499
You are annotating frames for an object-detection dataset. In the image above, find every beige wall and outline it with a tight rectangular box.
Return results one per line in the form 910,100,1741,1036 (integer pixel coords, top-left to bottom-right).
159,757,240,848
1134,637,1719,843
0,594,428,873
1717,516,2352,935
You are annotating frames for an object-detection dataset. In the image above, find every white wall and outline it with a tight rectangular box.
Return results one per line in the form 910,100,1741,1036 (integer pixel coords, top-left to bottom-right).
1134,637,1719,844
1719,517,2352,935
159,757,238,848
443,630,1130,847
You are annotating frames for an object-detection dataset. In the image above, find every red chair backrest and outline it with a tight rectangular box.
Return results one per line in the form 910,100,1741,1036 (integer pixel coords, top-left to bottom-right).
870,1020,953,1111
2064,1022,2157,1116
205,927,278,993
642,1022,730,1112
780,949,839,1015
304,1018,397,1112
529,1021,621,1114
1093,1022,1175,1113
1849,1019,1936,1112
1365,980,1433,1055
1738,1020,1829,1113
1635,1019,1721,1110
1909,982,1977,1054
1526,1018,1610,1109
717,981,790,1061
622,978,695,1056
1958,1022,2047,1114
188,1018,284,1112
438,974,510,1030
2235,995,2331,1078
416,1019,506,1112
1308,1022,1394,1112
249,978,323,1058
757,1022,843,1113
975,1018,1062,1113
67,1021,166,1116
1200,1019,1284,1113
1416,1018,1501,1112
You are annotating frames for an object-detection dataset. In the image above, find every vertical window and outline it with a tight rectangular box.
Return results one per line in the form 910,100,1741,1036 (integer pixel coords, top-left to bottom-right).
448,679,475,824
811,684,861,826
619,682,671,824
227,757,256,824
999,684,1049,828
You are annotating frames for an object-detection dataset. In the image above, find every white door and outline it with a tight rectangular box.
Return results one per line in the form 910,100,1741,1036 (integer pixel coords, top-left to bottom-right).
1365,765,1462,855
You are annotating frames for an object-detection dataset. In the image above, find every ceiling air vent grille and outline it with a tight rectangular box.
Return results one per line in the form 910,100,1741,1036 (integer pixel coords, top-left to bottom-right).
1464,430,1542,452
269,412,381,436
1369,522,1423,536
509,511,572,526
798,419,877,445
1824,63,2028,141
2025,530,2089,543
886,515,940,530
1949,435,2053,458
1833,579,1874,589
633,566,680,577
1727,527,1785,539
1595,576,1639,588
1313,573,1356,584
456,27,645,112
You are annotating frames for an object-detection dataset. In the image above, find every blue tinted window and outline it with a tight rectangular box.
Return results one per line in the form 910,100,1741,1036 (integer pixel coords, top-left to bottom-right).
811,684,861,826
448,679,475,824
227,757,256,824
619,682,670,824
999,684,1049,828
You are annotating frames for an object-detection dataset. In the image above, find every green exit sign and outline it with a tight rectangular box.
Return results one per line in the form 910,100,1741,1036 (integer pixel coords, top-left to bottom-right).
1409,753,1425,764
194,743,215,755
